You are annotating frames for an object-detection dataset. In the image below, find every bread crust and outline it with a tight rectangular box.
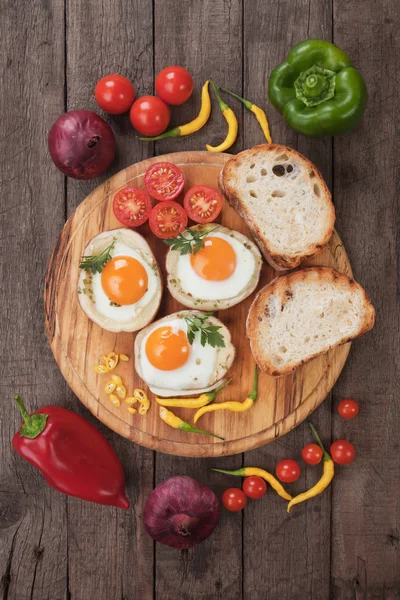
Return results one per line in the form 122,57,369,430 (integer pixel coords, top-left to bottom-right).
219,144,335,270
246,267,376,376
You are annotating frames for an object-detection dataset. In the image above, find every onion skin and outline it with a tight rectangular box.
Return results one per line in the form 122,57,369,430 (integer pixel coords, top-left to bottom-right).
144,475,220,549
48,110,116,179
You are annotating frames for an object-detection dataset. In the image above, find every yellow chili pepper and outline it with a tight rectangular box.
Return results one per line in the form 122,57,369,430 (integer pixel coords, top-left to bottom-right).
104,381,116,395
125,396,137,406
212,466,292,501
139,80,211,141
94,364,109,375
119,354,129,362
127,407,137,415
159,407,224,440
193,367,257,424
206,80,238,153
115,385,126,400
221,87,272,143
287,423,334,513
155,379,231,409
134,389,150,415
108,394,120,407
104,352,119,371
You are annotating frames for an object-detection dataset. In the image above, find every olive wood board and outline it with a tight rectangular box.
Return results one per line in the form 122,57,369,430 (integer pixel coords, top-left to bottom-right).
44,151,352,457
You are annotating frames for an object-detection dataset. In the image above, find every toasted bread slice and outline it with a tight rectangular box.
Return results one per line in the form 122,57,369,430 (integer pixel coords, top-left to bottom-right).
219,144,335,270
246,267,375,376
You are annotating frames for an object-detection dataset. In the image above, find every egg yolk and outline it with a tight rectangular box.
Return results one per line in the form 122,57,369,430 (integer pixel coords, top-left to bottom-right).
101,256,148,305
145,326,190,371
190,237,237,281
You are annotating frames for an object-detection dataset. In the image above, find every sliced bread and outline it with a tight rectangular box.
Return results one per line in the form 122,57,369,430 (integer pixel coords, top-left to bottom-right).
219,144,335,270
246,267,375,376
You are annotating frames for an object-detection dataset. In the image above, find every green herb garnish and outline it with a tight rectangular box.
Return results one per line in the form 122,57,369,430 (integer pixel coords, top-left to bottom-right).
183,312,225,348
163,227,219,255
79,238,116,274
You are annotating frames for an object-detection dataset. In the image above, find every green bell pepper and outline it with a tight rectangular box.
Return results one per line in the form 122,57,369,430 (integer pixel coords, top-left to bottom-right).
268,39,367,137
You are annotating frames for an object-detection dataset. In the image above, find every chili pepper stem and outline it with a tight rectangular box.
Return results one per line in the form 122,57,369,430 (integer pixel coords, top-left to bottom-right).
181,424,224,441
210,79,229,113
248,367,258,401
208,378,232,400
138,127,181,141
308,421,331,461
212,467,245,476
219,87,253,110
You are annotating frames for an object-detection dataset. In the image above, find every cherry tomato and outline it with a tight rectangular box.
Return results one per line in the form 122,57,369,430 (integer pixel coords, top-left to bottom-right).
338,398,359,420
222,488,247,512
183,185,223,223
130,96,170,136
95,74,135,115
149,200,188,239
330,440,355,465
242,476,267,499
113,187,152,227
144,162,185,202
155,66,194,105
275,459,301,483
302,443,323,465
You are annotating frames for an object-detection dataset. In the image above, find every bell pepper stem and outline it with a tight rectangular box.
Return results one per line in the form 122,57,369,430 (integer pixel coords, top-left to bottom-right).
14,394,47,439
308,421,331,461
210,79,229,113
219,87,253,110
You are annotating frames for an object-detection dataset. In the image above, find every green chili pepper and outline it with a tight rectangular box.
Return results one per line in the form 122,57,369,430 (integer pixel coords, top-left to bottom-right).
268,39,367,137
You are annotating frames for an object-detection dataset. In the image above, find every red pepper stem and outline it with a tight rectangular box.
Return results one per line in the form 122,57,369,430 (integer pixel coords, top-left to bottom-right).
210,80,229,113
308,422,331,462
220,88,253,110
14,394,32,425
14,394,48,439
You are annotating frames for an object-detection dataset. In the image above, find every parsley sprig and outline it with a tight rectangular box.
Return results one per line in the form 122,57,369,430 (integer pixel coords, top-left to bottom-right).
163,226,219,255
79,238,116,274
183,312,225,348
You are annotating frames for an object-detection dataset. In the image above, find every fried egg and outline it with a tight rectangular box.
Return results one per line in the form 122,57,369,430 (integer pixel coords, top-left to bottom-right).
166,224,262,310
134,311,235,396
78,229,162,333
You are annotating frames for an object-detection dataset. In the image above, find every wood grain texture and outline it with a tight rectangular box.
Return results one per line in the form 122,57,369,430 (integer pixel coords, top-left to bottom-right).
331,1,400,598
63,1,155,599
0,1,68,600
241,1,335,598
152,3,244,599
45,150,352,459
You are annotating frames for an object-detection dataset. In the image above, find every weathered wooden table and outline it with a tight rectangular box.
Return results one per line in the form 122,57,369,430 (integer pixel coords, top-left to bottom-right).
1,1,399,598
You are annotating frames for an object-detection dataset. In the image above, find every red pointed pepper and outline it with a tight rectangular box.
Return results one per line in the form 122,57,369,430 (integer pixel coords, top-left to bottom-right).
12,394,129,509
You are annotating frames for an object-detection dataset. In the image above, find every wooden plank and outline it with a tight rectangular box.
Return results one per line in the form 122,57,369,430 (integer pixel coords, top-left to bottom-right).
0,1,68,599
64,1,155,599
332,1,400,598
152,1,244,598
242,1,334,598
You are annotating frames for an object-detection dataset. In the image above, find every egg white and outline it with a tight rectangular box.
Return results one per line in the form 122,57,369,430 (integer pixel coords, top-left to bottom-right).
138,317,218,390
175,232,257,301
91,241,159,323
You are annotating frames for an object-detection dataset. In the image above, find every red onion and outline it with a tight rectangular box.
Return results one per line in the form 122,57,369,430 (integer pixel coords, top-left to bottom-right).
144,476,220,549
48,110,115,179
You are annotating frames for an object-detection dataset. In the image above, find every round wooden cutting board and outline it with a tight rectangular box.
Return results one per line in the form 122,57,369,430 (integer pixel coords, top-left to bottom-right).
44,151,352,457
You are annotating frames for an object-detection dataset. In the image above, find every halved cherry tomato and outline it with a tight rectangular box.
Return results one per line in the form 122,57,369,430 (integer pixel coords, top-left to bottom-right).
183,185,223,223
149,200,188,239
112,187,152,227
129,96,170,136
330,440,355,465
301,443,323,465
95,74,135,115
338,398,359,420
242,476,267,499
222,488,247,512
155,66,194,105
144,162,185,202
275,459,301,483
